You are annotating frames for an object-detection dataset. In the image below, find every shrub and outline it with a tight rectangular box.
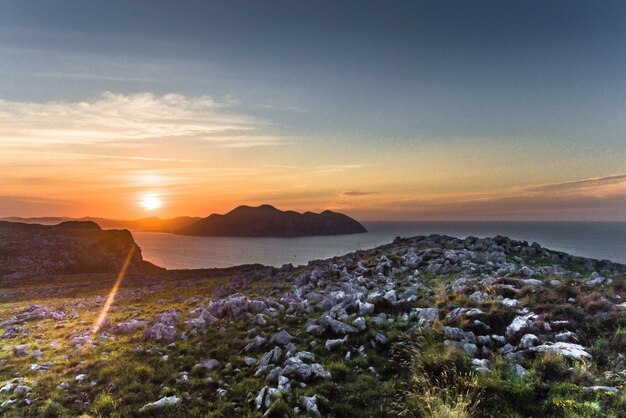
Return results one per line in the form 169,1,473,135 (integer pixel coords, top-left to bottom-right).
610,326,626,352
533,353,571,382
93,393,116,416
39,400,67,418
395,346,480,418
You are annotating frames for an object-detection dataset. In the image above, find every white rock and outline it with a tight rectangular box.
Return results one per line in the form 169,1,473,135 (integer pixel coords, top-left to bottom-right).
197,359,220,371
301,395,321,416
501,298,519,308
531,342,592,361
325,336,347,351
519,333,540,349
506,313,538,338
139,395,181,412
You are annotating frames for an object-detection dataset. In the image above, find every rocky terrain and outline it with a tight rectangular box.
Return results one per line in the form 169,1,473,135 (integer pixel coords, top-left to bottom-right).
176,205,367,237
0,234,625,417
0,221,159,280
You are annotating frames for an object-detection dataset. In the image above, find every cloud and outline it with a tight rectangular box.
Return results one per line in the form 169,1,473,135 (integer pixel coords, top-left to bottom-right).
0,92,281,148
80,154,206,163
33,72,154,83
342,191,380,196
262,164,300,169
316,164,363,173
0,195,77,217
524,174,626,193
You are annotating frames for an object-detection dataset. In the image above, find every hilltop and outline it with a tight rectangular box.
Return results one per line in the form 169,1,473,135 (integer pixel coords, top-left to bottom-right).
0,216,200,233
176,204,367,237
0,234,625,417
0,220,160,280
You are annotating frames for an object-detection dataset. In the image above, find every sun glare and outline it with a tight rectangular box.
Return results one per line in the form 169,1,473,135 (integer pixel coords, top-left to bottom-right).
140,194,162,211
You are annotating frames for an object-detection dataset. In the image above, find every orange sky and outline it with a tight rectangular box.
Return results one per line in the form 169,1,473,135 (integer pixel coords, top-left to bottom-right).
0,93,624,221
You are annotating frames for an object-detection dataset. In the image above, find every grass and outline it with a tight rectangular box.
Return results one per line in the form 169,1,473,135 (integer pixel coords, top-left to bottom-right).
1,256,625,417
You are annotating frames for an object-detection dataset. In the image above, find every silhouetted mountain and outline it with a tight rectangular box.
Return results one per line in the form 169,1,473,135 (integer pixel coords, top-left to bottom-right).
0,221,160,279
0,216,200,232
176,204,367,237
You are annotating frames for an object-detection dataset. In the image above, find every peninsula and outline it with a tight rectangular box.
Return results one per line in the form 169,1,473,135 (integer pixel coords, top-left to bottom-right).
175,204,367,237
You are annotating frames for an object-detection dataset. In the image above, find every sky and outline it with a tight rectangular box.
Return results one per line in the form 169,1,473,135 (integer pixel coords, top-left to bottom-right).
0,0,625,221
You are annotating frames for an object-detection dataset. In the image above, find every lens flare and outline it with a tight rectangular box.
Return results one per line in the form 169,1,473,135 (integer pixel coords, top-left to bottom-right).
89,245,136,342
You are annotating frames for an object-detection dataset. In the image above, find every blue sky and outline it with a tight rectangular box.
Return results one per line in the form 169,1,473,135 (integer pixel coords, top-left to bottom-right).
0,0,624,220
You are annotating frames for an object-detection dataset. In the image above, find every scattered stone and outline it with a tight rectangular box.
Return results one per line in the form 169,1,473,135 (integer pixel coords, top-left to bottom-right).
510,363,528,378
301,395,321,416
582,386,619,394
270,330,293,346
506,313,538,338
198,359,220,371
325,336,347,351
519,334,540,349
112,319,148,334
139,395,181,412
12,344,28,357
531,342,592,361
471,358,490,374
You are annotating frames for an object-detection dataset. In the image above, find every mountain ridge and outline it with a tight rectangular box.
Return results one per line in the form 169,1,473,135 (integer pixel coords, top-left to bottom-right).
0,216,200,232
176,204,367,237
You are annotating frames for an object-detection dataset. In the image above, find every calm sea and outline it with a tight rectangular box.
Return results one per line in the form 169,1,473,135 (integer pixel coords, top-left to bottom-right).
131,221,626,270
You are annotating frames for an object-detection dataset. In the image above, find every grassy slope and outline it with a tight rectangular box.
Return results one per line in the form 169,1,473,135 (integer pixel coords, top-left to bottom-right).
0,254,625,417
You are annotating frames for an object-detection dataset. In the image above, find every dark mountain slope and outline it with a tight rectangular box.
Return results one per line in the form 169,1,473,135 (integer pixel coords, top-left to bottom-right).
0,216,200,232
176,204,367,237
0,221,160,279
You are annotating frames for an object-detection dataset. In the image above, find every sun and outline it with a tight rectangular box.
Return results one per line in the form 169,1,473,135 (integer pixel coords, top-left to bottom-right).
140,194,162,211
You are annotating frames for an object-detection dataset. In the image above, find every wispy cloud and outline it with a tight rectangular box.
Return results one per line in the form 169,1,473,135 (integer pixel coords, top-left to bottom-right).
316,164,364,173
82,154,205,163
262,164,300,169
524,174,626,193
0,92,281,148
342,191,380,196
33,72,154,83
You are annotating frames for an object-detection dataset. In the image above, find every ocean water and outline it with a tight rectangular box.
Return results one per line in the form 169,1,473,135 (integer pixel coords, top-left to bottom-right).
131,221,626,270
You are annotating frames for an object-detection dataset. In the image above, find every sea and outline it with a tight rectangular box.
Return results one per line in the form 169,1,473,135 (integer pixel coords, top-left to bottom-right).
131,221,626,270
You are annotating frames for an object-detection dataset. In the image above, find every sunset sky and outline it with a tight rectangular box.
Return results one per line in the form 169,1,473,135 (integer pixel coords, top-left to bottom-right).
1,1,625,221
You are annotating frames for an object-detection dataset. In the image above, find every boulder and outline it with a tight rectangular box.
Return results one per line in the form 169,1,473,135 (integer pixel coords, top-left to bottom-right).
301,395,321,416
139,396,181,412
320,315,358,335
197,359,220,371
259,347,282,367
325,336,347,351
244,336,267,352
505,313,538,339
519,334,540,349
270,330,293,346
112,319,148,334
530,342,592,361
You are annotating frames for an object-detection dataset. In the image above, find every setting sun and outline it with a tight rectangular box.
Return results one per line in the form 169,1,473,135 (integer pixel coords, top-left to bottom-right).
140,194,162,211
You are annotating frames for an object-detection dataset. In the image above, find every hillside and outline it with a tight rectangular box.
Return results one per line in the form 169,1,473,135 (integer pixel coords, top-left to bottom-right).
0,234,625,416
0,221,159,279
0,216,200,232
176,204,367,237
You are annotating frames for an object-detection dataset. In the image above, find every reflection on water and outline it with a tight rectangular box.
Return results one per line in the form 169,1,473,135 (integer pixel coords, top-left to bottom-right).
132,221,626,269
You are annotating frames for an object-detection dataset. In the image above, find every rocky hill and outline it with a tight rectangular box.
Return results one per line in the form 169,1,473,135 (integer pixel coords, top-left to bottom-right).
1,216,200,232
176,204,367,237
0,221,159,279
0,234,625,417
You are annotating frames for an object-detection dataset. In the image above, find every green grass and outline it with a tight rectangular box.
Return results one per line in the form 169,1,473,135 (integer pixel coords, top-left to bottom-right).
1,262,625,417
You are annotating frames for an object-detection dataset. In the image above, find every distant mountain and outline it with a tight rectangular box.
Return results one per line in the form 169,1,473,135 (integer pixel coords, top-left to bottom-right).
0,216,200,232
176,204,367,237
0,220,160,279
